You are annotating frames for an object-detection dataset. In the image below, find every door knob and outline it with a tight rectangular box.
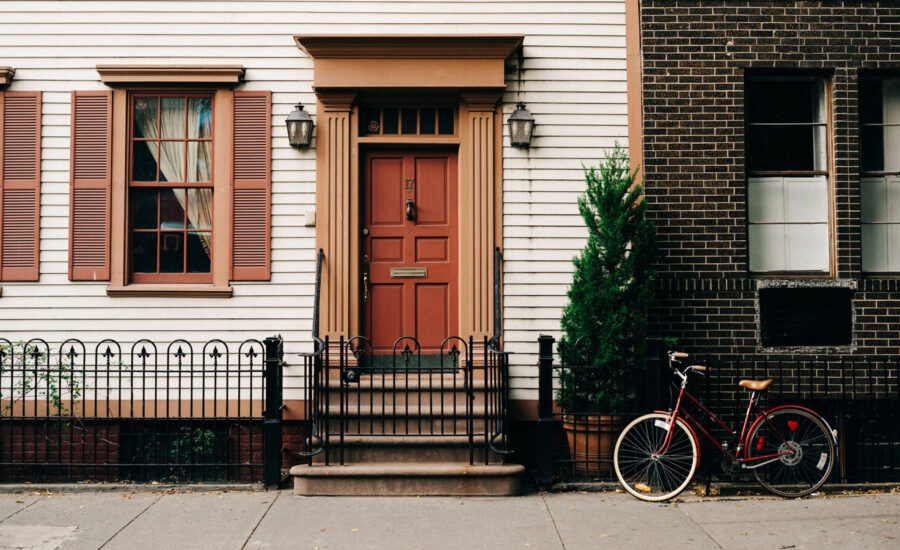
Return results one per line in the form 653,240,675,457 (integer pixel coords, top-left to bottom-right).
405,198,415,221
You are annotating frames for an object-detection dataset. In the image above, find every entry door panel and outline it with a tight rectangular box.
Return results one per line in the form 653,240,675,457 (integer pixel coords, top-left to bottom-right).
364,151,458,354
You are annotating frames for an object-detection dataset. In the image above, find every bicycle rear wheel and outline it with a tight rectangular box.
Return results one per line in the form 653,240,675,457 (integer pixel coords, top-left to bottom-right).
747,407,835,497
614,413,698,501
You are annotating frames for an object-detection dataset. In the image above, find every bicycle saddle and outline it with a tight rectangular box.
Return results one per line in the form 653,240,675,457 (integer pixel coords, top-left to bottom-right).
738,379,773,391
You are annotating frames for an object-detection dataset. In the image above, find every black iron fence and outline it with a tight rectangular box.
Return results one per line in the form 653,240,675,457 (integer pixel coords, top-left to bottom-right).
536,335,900,486
299,335,511,466
535,335,661,484
0,336,283,485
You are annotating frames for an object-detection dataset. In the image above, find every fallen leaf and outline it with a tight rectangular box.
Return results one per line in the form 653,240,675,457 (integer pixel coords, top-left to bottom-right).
635,483,651,493
351,528,359,532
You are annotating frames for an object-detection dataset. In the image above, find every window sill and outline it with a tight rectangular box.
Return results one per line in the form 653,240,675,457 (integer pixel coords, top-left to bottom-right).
106,284,233,298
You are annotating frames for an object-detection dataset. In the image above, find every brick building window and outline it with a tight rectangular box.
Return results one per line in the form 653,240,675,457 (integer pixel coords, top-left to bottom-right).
860,77,900,272
746,76,830,273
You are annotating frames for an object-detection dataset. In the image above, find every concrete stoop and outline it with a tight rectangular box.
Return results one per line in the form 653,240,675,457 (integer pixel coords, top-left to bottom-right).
290,462,525,496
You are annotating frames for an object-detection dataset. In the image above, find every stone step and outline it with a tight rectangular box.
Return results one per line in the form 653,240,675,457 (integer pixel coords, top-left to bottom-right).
311,435,504,464
290,462,525,496
324,380,491,408
320,406,493,434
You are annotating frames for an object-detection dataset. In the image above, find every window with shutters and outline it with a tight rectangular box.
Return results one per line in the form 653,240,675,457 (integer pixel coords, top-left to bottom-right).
746,75,832,274
128,94,214,283
72,68,271,294
860,76,900,272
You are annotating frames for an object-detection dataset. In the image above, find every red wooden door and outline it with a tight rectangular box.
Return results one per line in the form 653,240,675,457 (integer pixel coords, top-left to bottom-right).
363,150,458,355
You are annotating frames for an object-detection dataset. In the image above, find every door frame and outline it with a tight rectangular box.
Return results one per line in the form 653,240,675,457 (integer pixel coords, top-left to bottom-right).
298,35,521,342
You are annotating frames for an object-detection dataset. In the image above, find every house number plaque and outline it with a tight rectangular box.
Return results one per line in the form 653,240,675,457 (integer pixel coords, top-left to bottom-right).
390,267,428,279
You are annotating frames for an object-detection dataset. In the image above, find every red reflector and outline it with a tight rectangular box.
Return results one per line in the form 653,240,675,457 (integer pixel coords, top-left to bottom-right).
788,420,799,431
756,436,764,450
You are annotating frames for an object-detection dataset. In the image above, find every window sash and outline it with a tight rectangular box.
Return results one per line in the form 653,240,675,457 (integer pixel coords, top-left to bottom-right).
748,175,829,273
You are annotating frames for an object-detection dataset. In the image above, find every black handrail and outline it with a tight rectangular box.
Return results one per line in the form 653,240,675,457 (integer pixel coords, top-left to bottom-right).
298,249,326,459
488,247,503,351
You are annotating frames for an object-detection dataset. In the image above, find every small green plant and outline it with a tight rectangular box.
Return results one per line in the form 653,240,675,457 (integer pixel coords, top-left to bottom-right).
1,341,83,417
557,145,656,414
170,427,217,462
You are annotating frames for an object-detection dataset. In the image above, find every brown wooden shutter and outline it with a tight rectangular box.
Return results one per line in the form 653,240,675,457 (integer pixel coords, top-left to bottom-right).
232,90,271,281
69,90,112,281
0,91,41,281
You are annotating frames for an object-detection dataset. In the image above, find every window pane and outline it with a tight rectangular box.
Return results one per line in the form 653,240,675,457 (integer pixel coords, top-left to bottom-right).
132,232,157,273
382,108,399,134
133,97,158,139
748,125,825,171
160,232,184,273
438,108,454,135
401,108,417,134
187,188,213,229
886,79,900,124
786,223,829,271
861,125,885,172
186,232,212,273
159,141,185,182
419,108,436,134
187,97,212,139
132,188,158,229
747,78,824,124
860,79,884,124
363,107,380,134
160,188,185,230
862,223,890,272
887,125,900,173
132,140,158,182
160,97,185,139
748,224,786,272
187,141,212,182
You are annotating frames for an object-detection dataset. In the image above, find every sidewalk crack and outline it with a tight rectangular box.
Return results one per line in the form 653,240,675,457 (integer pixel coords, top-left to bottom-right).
242,490,280,549
678,504,725,550
97,492,164,549
0,497,41,523
540,493,567,550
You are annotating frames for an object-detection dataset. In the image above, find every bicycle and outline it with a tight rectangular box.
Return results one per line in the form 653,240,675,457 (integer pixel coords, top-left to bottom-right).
613,351,837,501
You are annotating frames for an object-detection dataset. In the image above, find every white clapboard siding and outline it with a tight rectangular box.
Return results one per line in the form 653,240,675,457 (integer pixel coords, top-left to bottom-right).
0,0,628,402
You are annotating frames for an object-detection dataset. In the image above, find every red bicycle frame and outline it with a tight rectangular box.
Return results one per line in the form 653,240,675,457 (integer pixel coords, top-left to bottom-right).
656,384,798,466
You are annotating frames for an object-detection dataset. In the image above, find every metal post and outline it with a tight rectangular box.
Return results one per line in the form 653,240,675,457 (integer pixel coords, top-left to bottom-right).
537,334,555,487
263,335,283,487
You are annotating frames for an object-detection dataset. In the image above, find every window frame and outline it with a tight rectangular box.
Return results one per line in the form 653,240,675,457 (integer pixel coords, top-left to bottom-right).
859,74,900,274
106,86,234,296
127,92,216,284
745,72,835,277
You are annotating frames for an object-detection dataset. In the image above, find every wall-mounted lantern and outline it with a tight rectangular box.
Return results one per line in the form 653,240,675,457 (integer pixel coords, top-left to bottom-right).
508,102,535,148
286,103,314,148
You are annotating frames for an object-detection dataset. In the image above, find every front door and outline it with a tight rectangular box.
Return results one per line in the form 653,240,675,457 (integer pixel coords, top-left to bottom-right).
362,150,458,356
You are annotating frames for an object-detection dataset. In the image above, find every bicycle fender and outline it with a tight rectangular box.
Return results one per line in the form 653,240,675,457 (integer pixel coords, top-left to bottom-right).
742,405,838,460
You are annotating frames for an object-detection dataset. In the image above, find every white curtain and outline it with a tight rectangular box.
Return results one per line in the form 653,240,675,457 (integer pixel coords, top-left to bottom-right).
134,98,213,255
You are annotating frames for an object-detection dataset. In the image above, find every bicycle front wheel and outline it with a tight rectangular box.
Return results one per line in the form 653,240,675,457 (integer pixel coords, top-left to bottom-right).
747,407,835,497
614,413,698,501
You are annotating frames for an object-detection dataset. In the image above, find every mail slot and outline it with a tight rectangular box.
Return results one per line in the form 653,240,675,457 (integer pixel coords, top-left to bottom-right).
390,267,428,278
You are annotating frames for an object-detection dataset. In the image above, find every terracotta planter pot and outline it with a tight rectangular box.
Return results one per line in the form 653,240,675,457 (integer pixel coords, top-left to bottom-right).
562,414,625,478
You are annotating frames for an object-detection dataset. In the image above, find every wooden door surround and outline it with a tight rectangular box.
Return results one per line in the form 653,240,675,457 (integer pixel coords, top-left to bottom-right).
297,35,522,341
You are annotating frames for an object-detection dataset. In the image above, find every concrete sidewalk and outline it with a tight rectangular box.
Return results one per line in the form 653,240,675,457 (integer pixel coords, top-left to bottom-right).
0,489,897,549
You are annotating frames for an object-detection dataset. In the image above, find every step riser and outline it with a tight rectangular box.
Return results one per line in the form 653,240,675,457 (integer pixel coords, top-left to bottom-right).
293,474,522,497
325,391,489,408
324,418,489,434
311,445,503,464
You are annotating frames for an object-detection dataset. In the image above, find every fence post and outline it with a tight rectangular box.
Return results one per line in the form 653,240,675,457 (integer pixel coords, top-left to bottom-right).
537,334,555,487
645,337,662,410
263,335,284,487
